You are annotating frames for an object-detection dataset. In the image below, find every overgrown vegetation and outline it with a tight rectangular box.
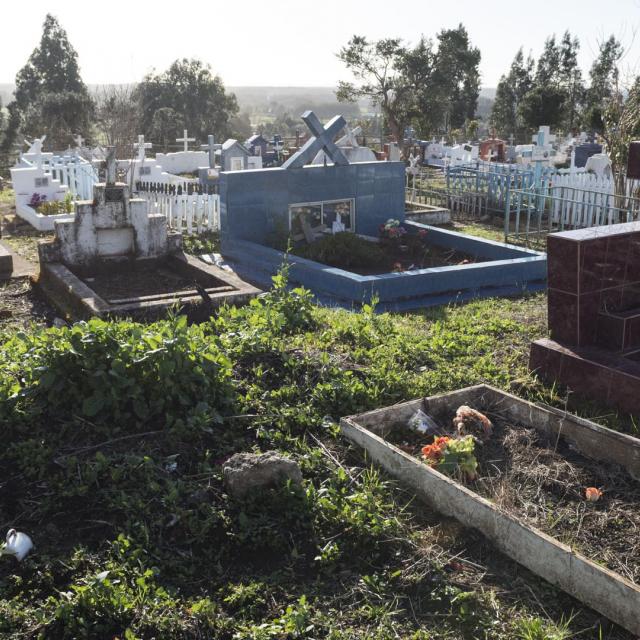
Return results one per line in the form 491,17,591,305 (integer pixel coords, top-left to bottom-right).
0,272,634,638
293,232,387,269
182,229,220,256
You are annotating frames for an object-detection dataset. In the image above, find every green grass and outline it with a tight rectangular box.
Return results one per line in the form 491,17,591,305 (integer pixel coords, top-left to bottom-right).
0,270,634,639
514,615,574,640
0,187,14,205
450,221,506,243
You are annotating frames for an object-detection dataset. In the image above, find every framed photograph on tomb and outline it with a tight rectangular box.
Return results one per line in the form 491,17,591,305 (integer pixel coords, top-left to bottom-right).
323,200,354,232
289,199,355,241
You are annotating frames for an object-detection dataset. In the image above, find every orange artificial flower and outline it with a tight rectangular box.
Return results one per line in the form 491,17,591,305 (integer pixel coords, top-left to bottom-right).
421,436,451,464
585,487,603,502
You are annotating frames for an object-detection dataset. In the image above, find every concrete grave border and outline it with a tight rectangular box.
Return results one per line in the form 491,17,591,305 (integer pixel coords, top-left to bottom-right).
37,253,260,320
223,222,546,311
340,384,640,636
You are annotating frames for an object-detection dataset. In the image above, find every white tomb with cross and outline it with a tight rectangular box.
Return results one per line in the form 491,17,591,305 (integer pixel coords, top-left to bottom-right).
9,133,101,230
113,134,198,186
154,129,208,175
38,179,180,269
15,136,54,168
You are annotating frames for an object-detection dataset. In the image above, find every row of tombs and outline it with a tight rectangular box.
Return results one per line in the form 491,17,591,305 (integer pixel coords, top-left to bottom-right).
4,113,640,637
5,111,637,418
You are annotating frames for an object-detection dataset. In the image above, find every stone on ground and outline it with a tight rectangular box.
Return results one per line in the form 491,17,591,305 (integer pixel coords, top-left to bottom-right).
223,451,302,498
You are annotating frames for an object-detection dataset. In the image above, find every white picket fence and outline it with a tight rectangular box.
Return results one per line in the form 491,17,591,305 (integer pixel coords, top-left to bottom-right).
546,173,640,227
49,159,98,200
144,191,220,234
506,172,640,244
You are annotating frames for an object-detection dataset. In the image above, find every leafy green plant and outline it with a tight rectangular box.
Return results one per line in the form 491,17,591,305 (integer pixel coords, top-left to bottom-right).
36,191,75,215
0,314,233,438
182,230,220,255
421,436,478,480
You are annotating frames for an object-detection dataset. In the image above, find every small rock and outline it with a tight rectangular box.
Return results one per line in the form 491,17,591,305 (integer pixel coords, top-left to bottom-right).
223,451,302,499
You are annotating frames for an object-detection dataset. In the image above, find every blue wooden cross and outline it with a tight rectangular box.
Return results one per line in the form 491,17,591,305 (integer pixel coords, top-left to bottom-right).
282,111,349,169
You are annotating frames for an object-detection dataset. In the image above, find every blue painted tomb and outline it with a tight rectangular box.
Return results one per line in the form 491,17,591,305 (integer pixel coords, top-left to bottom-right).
219,111,546,310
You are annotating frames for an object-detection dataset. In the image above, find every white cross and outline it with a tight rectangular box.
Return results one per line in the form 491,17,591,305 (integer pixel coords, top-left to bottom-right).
133,134,152,161
30,137,44,170
74,133,85,148
176,129,196,152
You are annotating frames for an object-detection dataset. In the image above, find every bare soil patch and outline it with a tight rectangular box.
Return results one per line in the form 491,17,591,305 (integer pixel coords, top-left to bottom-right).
0,277,57,330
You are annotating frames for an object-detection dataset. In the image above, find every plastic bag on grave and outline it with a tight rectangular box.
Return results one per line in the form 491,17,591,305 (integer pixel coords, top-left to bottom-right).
407,409,441,436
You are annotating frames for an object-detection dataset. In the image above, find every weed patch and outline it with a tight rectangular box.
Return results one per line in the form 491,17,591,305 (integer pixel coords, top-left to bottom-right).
0,270,634,638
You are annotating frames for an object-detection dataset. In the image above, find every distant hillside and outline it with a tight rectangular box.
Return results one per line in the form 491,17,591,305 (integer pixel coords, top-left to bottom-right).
0,83,344,106
0,83,496,119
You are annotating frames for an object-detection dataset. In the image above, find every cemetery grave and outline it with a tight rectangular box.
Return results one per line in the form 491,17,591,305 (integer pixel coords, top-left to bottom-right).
10,136,96,231
220,111,546,311
36,162,259,320
341,384,640,637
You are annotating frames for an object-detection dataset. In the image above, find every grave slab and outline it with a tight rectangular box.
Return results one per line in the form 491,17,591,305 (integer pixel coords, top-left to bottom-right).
341,384,640,637
223,224,545,311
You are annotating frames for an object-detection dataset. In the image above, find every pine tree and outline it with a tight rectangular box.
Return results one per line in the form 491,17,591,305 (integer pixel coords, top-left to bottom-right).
558,31,584,131
14,14,94,148
490,49,534,141
433,24,481,130
584,35,623,132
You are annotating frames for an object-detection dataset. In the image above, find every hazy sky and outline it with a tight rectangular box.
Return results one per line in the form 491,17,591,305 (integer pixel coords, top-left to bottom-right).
2,0,640,88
